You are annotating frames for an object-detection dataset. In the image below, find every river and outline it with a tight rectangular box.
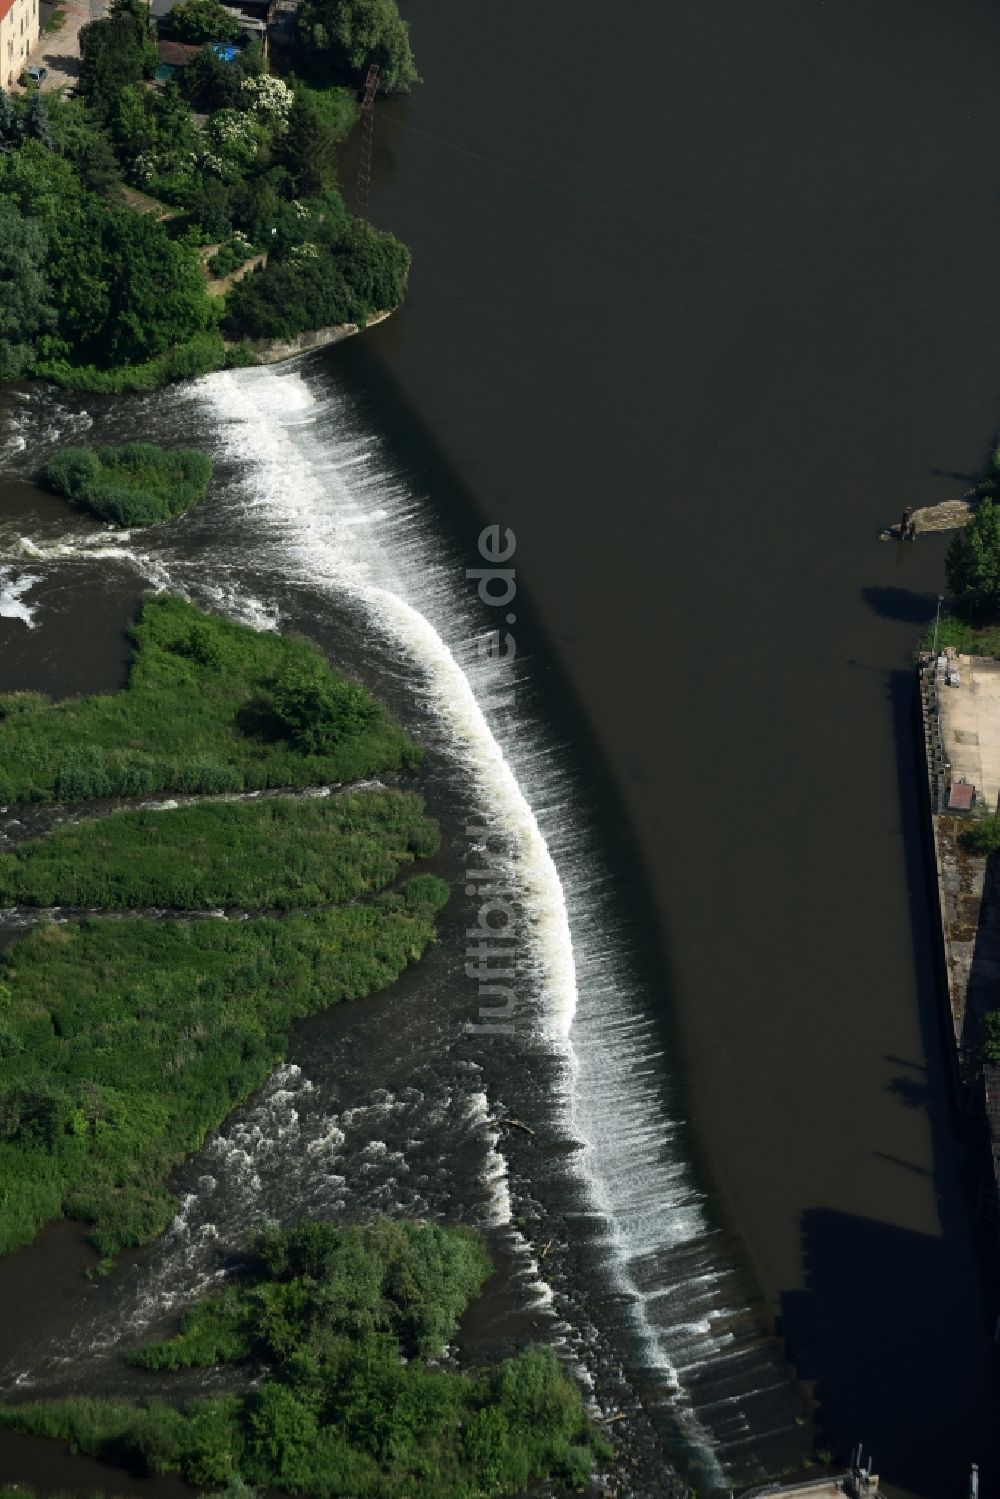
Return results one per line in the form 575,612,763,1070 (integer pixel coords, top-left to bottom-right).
2,0,1000,1493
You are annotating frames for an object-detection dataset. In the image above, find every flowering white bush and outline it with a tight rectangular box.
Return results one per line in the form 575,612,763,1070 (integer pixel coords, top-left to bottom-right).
195,143,234,179
129,150,197,197
288,242,319,265
240,75,293,124
209,108,252,148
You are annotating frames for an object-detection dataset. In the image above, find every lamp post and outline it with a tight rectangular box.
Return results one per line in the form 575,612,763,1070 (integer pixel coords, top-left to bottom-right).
932,594,944,658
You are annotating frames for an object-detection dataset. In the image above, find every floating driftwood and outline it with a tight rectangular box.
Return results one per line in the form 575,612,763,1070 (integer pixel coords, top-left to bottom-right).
497,1116,536,1137
880,495,976,541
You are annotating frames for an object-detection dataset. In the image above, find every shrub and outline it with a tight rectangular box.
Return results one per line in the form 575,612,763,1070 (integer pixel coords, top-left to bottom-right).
34,333,232,393
38,442,212,527
271,664,378,754
208,237,255,278
983,1010,1000,1064
225,246,359,339
963,816,1000,855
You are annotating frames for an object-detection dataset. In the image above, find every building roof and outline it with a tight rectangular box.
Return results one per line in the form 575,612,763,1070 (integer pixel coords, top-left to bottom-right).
156,39,202,65
947,780,976,811
0,0,19,26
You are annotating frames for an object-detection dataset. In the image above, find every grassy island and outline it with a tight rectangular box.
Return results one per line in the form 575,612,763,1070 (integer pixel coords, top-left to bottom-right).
0,1220,610,1495
38,442,212,528
0,594,419,806
0,598,448,1257
0,878,447,1256
0,789,438,909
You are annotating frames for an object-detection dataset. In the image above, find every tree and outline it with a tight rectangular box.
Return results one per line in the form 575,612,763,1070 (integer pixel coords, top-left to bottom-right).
946,499,1000,623
295,0,418,94
24,91,53,148
185,174,234,239
180,39,262,110
337,220,408,313
0,199,54,380
280,93,336,197
170,0,241,44
225,250,358,339
99,208,213,363
271,664,377,753
49,102,121,195
0,88,22,150
79,7,154,122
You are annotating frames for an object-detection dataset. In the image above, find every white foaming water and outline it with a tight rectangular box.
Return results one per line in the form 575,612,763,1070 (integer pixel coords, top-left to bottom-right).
0,392,92,472
0,566,40,628
192,365,735,1474
48,1061,538,1365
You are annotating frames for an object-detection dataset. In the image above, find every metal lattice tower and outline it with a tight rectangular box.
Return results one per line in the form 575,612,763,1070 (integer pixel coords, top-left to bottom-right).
356,64,380,224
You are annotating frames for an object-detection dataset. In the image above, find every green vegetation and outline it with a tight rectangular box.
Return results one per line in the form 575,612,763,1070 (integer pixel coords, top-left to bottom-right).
0,595,419,806
42,5,67,30
80,0,159,124
295,0,418,95
168,0,242,43
38,442,212,527
962,815,1000,856
226,219,410,340
0,197,53,381
0,790,439,909
208,234,258,278
0,597,444,1259
37,334,256,394
946,498,1000,624
922,495,1000,656
920,612,1000,659
0,877,447,1255
0,0,415,388
0,1221,609,1495
983,1010,1000,1064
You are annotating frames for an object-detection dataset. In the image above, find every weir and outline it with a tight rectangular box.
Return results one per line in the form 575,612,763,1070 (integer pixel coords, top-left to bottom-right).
0,367,814,1491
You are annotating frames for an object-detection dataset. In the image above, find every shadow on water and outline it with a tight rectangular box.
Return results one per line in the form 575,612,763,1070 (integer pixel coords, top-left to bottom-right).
860,586,940,626
310,340,820,1482
779,670,1000,1497
320,332,713,1151
0,1430,191,1498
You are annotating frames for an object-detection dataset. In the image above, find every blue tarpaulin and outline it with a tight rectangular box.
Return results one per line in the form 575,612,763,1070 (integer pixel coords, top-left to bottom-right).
209,42,239,61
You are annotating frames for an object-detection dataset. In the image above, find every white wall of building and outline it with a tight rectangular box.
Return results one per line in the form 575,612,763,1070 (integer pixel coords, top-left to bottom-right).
1,0,40,90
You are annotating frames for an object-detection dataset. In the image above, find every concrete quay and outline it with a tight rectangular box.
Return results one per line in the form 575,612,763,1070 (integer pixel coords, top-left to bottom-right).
919,651,1000,1244
919,651,1000,1093
738,1459,882,1499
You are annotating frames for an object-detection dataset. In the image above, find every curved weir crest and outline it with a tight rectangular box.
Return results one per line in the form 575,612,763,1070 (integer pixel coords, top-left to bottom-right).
193,363,738,1477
